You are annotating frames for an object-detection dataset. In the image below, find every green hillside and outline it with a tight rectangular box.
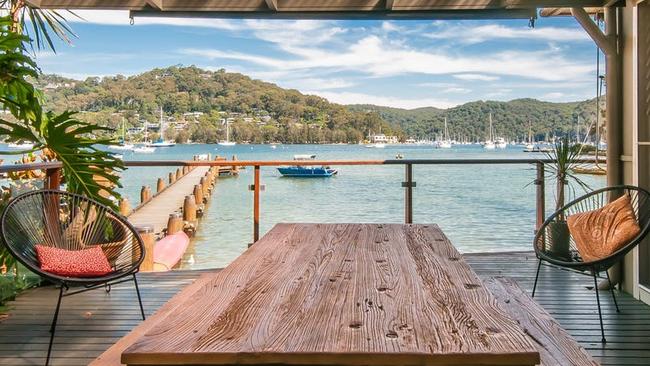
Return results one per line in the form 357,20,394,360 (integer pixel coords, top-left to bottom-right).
348,98,603,142
37,66,601,144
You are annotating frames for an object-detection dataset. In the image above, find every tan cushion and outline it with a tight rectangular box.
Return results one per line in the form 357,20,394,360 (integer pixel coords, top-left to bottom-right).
567,194,641,262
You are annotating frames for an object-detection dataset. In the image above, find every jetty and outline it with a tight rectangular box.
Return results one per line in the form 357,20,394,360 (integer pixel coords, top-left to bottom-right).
126,166,211,236
114,156,239,271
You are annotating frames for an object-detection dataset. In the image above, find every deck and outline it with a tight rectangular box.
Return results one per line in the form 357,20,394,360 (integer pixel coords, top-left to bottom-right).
127,166,210,235
0,252,648,365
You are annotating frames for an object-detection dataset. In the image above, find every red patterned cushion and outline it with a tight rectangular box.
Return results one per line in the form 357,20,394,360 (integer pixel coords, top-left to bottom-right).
35,245,113,278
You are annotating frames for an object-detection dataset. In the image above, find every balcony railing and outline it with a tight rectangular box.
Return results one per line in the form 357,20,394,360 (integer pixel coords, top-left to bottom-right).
0,158,573,244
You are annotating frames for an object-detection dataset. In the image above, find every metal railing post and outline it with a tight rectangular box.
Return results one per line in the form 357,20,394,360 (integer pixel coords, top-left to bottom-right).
535,162,545,231
45,167,61,190
402,163,415,224
253,165,261,243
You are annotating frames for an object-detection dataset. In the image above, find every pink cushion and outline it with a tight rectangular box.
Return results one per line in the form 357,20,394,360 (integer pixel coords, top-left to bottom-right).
35,245,113,278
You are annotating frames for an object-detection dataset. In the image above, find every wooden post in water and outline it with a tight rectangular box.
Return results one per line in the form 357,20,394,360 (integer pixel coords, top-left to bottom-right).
166,213,183,235
140,186,151,204
176,168,182,181
136,225,155,272
119,198,131,216
200,177,210,197
168,172,175,185
232,155,239,174
535,162,545,232
183,195,197,223
156,178,165,193
194,184,204,204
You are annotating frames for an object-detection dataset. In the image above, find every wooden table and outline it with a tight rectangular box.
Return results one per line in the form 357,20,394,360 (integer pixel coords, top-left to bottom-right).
122,223,539,365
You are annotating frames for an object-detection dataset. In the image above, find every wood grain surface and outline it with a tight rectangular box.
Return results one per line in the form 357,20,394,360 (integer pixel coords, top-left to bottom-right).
122,223,539,365
484,277,599,366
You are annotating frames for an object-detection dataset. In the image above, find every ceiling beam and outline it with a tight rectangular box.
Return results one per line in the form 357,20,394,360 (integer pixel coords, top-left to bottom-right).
28,0,613,11
571,7,616,55
145,0,162,10
131,8,537,20
264,0,278,11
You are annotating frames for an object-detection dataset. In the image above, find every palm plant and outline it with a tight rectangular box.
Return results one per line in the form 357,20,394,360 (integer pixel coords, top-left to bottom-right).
0,16,124,208
544,136,591,220
1,0,77,52
540,136,590,257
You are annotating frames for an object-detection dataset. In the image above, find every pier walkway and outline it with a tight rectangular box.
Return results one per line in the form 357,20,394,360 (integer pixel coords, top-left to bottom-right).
0,252,649,365
127,166,210,235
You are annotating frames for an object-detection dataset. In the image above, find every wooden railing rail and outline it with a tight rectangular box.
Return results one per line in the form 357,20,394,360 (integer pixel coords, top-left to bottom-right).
4,157,606,243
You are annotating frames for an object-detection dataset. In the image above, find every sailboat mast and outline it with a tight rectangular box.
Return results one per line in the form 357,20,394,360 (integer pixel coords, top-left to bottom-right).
159,107,165,141
488,113,493,141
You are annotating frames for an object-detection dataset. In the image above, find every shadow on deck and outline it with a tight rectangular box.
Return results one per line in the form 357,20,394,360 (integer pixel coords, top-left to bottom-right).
1,252,648,365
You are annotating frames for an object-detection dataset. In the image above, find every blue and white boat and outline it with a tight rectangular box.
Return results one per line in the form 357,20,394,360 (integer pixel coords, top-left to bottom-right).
278,155,338,177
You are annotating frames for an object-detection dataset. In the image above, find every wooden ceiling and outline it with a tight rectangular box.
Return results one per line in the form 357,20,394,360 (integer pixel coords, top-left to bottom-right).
25,0,615,19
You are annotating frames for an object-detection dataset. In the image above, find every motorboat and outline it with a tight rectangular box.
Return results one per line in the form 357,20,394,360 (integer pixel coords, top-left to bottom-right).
6,142,34,150
132,145,156,153
277,155,337,177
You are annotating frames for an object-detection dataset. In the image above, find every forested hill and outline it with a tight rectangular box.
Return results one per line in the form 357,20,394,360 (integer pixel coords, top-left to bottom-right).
37,66,396,144
37,65,599,144
348,98,602,142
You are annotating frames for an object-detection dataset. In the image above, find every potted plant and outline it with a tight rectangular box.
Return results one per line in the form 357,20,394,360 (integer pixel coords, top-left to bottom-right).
542,136,590,258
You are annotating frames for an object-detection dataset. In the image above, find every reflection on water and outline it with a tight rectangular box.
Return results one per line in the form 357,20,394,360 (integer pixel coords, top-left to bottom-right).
2,143,606,270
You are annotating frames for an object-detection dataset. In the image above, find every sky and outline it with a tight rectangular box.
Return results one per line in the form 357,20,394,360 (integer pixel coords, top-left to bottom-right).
34,10,603,110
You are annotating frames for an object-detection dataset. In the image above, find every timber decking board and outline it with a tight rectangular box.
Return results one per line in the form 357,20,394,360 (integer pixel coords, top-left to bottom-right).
484,276,597,366
122,223,540,366
1,251,650,365
127,166,210,235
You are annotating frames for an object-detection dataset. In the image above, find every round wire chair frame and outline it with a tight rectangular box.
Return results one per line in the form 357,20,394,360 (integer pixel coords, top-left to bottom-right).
0,189,147,366
0,189,146,285
533,184,650,273
531,184,650,344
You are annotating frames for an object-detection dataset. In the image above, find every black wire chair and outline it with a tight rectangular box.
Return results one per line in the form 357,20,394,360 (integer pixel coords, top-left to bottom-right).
533,185,650,343
0,190,146,366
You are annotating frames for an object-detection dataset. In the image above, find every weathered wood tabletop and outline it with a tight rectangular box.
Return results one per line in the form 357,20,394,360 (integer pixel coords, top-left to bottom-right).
122,223,539,365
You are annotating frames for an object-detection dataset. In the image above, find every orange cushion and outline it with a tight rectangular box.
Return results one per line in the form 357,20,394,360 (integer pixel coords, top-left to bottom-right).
567,194,641,262
35,245,113,278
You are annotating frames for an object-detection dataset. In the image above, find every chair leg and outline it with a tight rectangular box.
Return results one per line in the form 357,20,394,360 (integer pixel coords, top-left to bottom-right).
605,270,621,313
593,271,606,343
532,259,542,298
133,274,146,320
46,286,65,366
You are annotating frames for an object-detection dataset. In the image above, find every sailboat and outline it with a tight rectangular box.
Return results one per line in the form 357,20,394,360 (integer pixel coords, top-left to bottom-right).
218,119,236,146
438,117,452,149
483,113,496,150
110,118,134,151
524,120,536,152
147,108,176,147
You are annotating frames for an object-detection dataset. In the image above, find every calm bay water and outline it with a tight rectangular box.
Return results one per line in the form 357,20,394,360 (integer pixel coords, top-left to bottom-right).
115,144,605,270
2,143,605,270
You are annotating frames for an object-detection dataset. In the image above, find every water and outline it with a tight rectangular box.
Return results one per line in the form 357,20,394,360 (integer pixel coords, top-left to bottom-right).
2,143,606,270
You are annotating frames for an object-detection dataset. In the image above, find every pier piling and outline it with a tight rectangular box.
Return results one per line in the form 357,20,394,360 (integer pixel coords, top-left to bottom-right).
119,198,131,216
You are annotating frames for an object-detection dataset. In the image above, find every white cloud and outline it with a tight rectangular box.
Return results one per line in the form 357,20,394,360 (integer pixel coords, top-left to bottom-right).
442,87,471,94
425,24,590,44
306,91,459,109
453,74,500,81
182,35,593,82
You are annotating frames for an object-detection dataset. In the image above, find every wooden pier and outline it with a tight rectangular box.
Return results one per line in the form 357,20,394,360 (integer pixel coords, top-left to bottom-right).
127,166,211,236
